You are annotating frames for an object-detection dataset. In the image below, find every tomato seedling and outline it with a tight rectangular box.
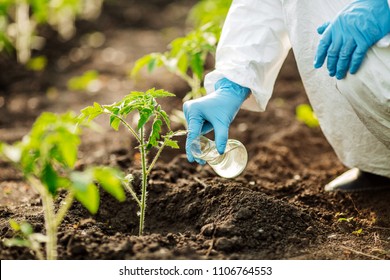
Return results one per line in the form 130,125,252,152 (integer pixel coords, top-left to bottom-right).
131,24,220,101
0,112,126,259
79,88,185,235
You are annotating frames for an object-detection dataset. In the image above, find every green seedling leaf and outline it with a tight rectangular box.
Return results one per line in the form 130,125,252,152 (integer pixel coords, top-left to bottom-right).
110,115,121,131
131,53,162,77
41,163,59,195
338,217,354,223
4,238,30,248
79,102,104,122
296,104,319,128
58,139,78,168
9,219,20,231
148,88,175,98
138,108,154,130
93,167,125,202
147,119,163,149
158,109,171,129
26,56,47,71
20,222,33,235
190,52,204,80
67,70,100,92
70,171,99,214
352,228,363,236
147,57,158,72
177,53,189,74
164,139,179,149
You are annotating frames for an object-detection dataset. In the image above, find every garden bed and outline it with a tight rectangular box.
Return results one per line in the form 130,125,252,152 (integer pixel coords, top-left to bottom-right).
1,0,390,260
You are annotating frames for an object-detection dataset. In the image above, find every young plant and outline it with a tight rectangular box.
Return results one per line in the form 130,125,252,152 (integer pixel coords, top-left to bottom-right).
79,88,185,235
0,112,126,260
131,24,220,101
0,0,103,63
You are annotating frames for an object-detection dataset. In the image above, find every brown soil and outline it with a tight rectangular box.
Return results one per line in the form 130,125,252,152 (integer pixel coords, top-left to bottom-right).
1,0,390,260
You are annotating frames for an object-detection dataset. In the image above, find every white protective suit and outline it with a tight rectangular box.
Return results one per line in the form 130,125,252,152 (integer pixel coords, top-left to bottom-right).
204,0,390,177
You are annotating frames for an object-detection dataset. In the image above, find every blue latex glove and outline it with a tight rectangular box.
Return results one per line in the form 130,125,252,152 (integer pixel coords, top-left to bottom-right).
183,78,250,163
314,0,390,80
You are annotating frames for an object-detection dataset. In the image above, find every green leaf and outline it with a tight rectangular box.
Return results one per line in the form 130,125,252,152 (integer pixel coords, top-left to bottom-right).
93,167,125,202
147,57,157,73
190,52,204,80
164,138,179,149
9,219,20,232
158,109,171,129
138,108,154,130
147,88,175,98
131,54,155,77
41,163,58,195
70,171,100,214
26,56,47,72
110,115,121,131
147,119,162,149
79,102,103,122
20,222,33,235
177,53,189,75
4,238,30,248
67,70,100,92
58,140,78,168
296,104,319,128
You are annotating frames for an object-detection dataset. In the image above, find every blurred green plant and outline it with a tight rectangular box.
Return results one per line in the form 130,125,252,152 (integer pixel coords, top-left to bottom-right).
79,89,185,235
67,70,101,93
130,0,232,128
295,104,320,128
131,24,220,101
0,0,103,63
0,112,125,260
3,219,46,260
188,0,232,27
26,55,47,71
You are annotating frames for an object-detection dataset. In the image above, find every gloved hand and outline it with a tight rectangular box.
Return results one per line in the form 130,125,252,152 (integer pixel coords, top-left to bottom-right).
314,0,390,80
183,78,250,163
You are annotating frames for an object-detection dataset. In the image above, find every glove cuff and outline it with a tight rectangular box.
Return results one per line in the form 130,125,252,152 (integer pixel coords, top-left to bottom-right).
215,78,251,100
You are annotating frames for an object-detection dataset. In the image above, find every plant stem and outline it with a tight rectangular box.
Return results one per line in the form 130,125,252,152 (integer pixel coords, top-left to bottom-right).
147,141,167,174
55,191,75,228
139,127,148,235
192,75,202,99
123,180,141,207
102,109,141,143
28,176,57,260
32,244,45,260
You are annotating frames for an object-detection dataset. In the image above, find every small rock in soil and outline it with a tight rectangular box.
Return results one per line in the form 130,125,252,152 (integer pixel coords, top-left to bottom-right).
235,207,253,220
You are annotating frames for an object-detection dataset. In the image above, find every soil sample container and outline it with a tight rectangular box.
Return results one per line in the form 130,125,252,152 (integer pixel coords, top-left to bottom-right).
190,135,248,178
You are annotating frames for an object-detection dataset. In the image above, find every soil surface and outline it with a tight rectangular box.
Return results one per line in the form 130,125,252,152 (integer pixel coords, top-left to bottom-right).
1,0,390,260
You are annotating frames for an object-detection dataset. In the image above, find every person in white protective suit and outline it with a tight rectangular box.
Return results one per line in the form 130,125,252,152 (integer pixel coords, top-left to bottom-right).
183,0,390,192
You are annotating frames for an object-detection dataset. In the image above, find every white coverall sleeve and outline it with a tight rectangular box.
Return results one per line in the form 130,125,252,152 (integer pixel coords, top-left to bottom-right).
204,0,291,112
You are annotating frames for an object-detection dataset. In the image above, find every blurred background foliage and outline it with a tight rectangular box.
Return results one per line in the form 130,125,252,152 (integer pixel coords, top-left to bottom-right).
0,0,103,63
0,0,231,64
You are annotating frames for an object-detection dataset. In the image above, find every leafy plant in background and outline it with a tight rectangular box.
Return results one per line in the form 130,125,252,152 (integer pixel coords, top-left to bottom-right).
0,112,125,260
79,88,185,235
0,0,103,63
131,24,220,101
130,0,232,127
188,0,232,28
67,70,102,94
